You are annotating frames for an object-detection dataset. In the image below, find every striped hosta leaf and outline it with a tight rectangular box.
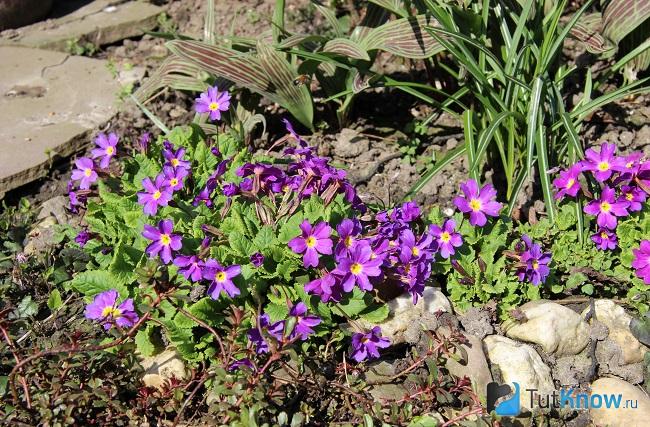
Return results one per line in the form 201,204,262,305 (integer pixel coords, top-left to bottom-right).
368,0,408,18
352,70,370,93
257,41,314,129
570,13,615,55
312,1,343,37
602,0,650,45
360,15,444,59
351,3,390,41
167,40,313,128
134,55,208,103
277,34,327,49
323,38,371,61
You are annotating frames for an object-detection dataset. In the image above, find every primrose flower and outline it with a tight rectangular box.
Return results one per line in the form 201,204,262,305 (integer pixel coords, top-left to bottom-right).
335,218,362,258
137,175,173,216
173,255,204,282
203,259,241,299
287,302,321,341
304,273,342,303
591,228,618,251
399,229,434,263
71,157,98,190
350,326,390,362
222,183,239,197
453,179,502,227
632,240,650,284
84,289,139,330
195,86,231,121
74,230,91,247
619,185,646,212
162,165,188,192
333,241,383,292
247,314,284,354
584,186,629,229
143,219,182,264
162,145,191,171
553,164,582,200
250,252,264,267
429,219,463,259
228,358,255,372
516,235,551,285
582,142,626,182
288,220,333,268
91,132,118,169
137,132,150,153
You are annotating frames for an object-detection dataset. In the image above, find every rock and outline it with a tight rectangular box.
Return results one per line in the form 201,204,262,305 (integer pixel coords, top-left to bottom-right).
581,300,648,364
141,349,188,390
554,354,593,386
0,0,163,51
22,216,59,255
0,46,119,195
483,335,555,412
117,65,146,88
332,128,370,158
589,377,650,427
364,360,410,402
357,287,452,345
502,300,590,356
458,306,495,340
36,196,70,224
0,0,53,30
441,328,493,400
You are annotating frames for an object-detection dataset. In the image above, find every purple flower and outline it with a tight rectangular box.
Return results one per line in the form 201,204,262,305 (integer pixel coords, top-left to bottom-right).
173,255,204,282
333,241,383,292
399,229,434,263
591,228,618,251
287,302,321,341
632,240,650,284
335,218,362,258
162,166,188,192
288,220,333,268
75,230,91,247
203,259,241,299
250,252,264,267
84,289,138,330
137,175,173,216
91,133,118,169
247,314,284,353
516,235,551,286
228,358,255,372
584,186,629,229
453,179,502,226
350,326,390,362
553,164,582,200
71,157,98,190
619,185,646,212
304,273,342,303
142,219,183,264
222,183,239,197
138,132,150,153
429,219,463,259
581,142,626,182
195,86,231,121
162,145,191,171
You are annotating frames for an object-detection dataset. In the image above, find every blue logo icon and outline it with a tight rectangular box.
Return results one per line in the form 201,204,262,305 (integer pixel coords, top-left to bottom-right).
487,381,521,416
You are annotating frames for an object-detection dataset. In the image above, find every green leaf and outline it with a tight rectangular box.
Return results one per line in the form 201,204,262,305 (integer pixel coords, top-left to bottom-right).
109,243,143,284
16,296,38,318
47,289,63,311
361,15,444,59
323,38,370,61
229,231,255,257
360,304,390,323
602,0,650,46
67,270,129,299
253,226,276,251
278,214,304,243
135,326,156,357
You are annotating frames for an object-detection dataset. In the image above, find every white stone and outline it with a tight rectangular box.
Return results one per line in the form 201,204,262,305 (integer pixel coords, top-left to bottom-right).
589,377,650,427
502,300,590,356
357,287,452,345
141,349,188,390
483,335,555,412
441,329,493,399
581,300,648,364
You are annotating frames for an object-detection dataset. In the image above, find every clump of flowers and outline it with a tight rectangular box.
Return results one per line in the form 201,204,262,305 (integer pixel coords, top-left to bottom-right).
350,326,390,362
514,235,552,286
632,240,650,284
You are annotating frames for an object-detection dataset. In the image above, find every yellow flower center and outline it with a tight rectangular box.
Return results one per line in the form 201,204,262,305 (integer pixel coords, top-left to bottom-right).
305,236,317,248
532,260,539,270
152,190,162,200
345,236,354,248
84,168,92,177
469,199,482,211
215,271,227,282
170,178,178,186
412,247,419,256
601,232,608,239
626,162,633,169
350,262,363,275
171,158,179,167
440,232,451,243
566,178,575,189
361,336,370,344
160,234,171,245
101,306,122,318
600,202,611,213
626,193,634,201
106,146,114,155
597,161,610,172
209,102,219,111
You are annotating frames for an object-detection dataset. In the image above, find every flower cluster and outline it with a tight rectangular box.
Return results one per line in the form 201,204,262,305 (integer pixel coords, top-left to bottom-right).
514,235,552,285
553,142,649,252
632,240,650,284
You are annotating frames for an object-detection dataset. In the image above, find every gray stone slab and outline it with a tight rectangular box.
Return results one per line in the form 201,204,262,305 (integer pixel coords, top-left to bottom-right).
0,46,120,196
0,1,163,51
